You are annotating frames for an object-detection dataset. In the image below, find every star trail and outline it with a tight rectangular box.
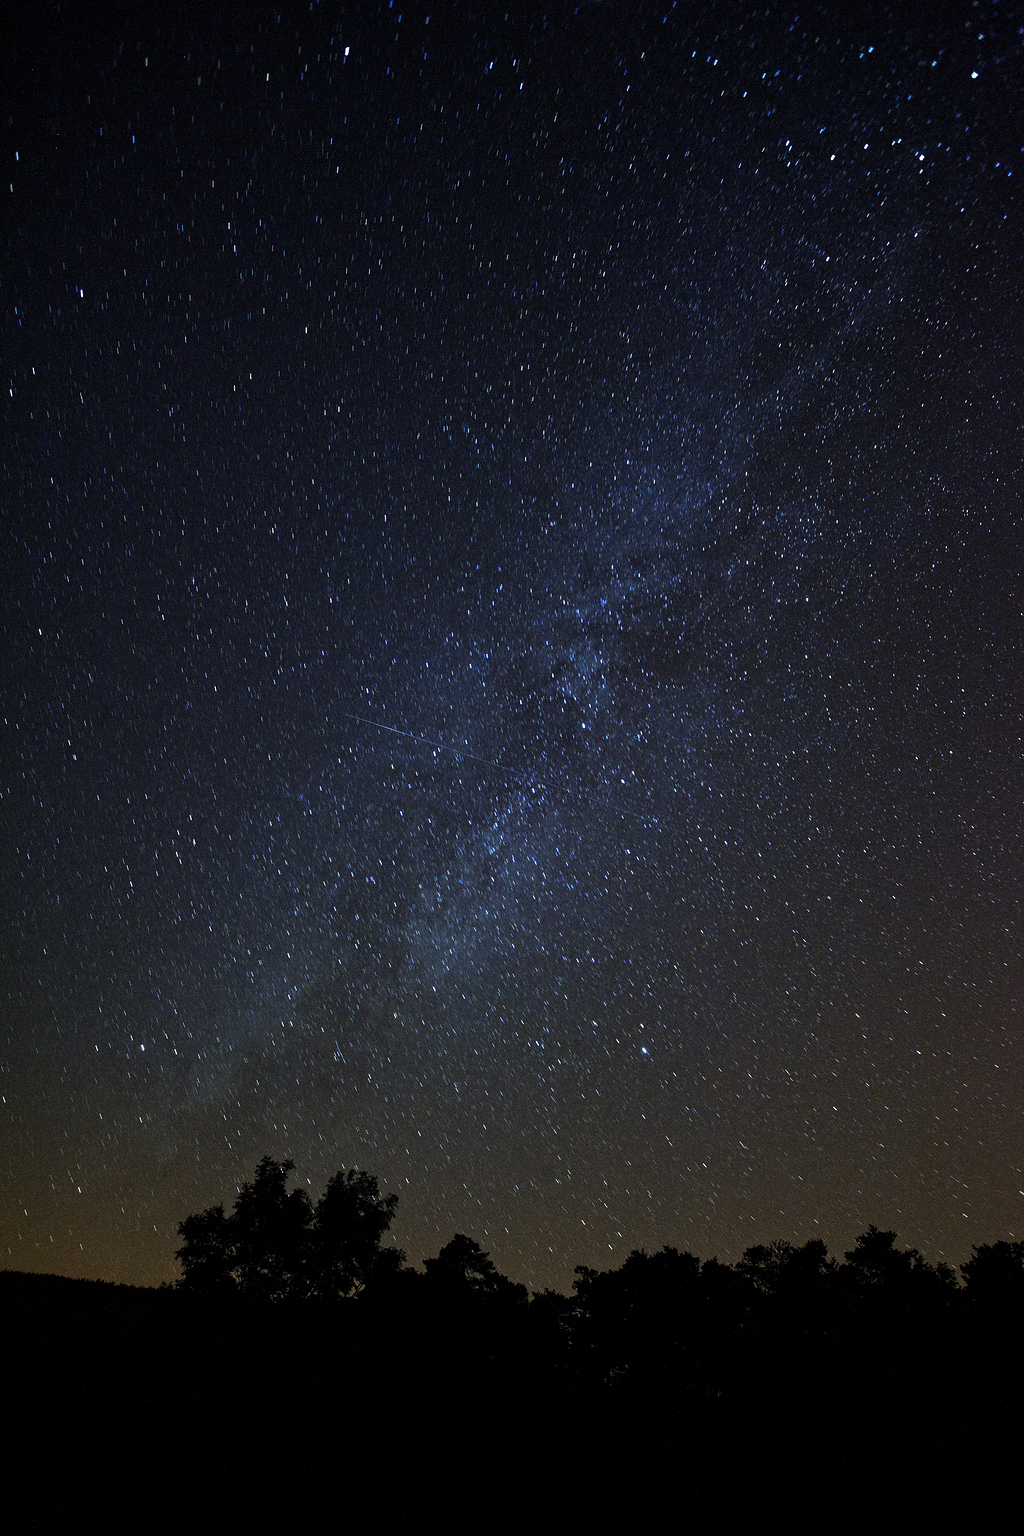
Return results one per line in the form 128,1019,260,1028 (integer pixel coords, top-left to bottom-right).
3,0,1022,1290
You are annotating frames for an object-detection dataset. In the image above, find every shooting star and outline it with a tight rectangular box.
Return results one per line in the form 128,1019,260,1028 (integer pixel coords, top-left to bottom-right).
337,711,656,825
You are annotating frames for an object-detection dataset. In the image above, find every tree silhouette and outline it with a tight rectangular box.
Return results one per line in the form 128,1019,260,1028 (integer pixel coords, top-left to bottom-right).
175,1156,402,1301
840,1225,956,1301
736,1237,834,1296
174,1203,236,1294
961,1240,1024,1303
231,1157,311,1302
423,1234,527,1304
305,1168,404,1299
572,1246,744,1395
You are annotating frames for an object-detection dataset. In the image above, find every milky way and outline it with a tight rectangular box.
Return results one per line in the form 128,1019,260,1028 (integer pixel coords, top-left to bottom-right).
4,1,1022,1288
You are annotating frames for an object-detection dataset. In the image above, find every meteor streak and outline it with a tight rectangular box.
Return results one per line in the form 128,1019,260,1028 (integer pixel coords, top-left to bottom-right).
338,711,529,778
338,711,654,823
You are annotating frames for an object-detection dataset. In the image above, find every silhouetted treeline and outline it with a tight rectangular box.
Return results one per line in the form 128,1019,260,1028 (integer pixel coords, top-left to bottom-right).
175,1155,405,1300
172,1157,1022,1334
6,1160,1023,1529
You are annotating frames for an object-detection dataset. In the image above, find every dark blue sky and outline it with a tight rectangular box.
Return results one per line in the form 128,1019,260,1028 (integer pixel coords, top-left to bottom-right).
4,0,1022,1289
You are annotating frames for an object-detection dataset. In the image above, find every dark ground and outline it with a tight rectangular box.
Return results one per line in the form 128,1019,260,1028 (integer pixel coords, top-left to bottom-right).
4,1268,1019,1530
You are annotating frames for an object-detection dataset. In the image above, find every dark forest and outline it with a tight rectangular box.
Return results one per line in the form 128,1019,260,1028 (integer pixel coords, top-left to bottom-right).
6,1157,1022,1528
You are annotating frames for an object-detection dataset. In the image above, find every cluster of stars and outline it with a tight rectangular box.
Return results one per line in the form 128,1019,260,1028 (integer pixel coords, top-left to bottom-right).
3,0,1022,1291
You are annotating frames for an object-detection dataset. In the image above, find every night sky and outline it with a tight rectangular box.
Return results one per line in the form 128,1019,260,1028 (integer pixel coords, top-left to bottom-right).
4,0,1023,1292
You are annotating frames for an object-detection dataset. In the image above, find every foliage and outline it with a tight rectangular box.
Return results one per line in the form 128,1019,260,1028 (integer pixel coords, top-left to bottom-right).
571,1246,746,1392
306,1168,403,1299
961,1239,1024,1301
173,1160,1024,1408
174,1203,236,1294
231,1157,311,1302
423,1233,528,1305
839,1224,957,1301
736,1237,833,1296
175,1156,403,1301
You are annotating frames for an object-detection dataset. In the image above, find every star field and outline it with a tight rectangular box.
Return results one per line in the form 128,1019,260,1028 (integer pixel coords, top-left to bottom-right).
3,1,1023,1290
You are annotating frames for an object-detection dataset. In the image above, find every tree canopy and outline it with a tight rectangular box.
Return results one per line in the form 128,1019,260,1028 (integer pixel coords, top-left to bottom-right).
175,1156,403,1301
422,1232,528,1305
